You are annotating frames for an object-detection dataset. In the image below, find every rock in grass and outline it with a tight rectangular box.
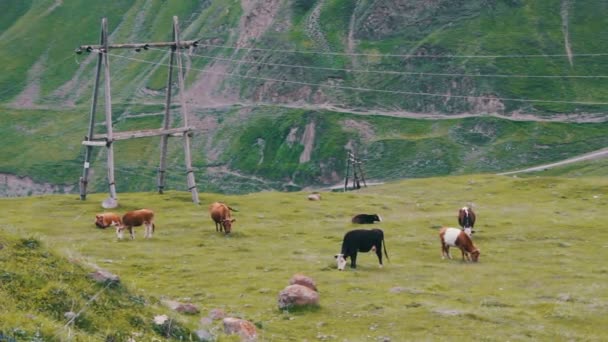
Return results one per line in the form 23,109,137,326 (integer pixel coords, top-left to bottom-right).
223,317,257,341
88,268,119,284
278,284,319,310
307,193,321,201
289,274,318,291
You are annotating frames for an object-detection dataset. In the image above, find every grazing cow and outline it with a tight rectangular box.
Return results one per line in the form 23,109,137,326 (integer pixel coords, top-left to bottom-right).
351,214,382,224
117,209,155,240
458,206,476,236
335,229,389,270
439,227,480,262
209,202,236,234
95,213,122,229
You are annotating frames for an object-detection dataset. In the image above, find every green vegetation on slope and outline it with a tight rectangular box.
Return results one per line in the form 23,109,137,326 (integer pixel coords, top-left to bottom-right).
1,175,607,340
0,232,192,341
2,105,607,195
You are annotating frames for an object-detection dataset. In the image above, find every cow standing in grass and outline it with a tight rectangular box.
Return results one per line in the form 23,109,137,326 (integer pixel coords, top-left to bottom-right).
335,229,389,270
458,206,476,236
439,227,480,262
209,202,236,234
117,209,155,240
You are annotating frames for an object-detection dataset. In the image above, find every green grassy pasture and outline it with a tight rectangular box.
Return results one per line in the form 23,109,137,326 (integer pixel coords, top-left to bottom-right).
1,175,607,340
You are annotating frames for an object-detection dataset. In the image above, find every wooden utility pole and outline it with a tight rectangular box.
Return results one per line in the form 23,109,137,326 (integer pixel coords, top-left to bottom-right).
78,16,200,204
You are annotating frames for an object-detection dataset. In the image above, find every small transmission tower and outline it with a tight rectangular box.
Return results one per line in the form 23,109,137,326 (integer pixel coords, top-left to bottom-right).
343,151,367,191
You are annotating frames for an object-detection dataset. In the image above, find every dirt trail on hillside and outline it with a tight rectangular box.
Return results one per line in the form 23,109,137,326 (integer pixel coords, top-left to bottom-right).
498,147,608,175
561,0,574,67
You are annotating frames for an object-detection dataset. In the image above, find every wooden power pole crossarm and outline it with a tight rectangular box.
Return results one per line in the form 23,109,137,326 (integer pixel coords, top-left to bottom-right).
76,40,198,53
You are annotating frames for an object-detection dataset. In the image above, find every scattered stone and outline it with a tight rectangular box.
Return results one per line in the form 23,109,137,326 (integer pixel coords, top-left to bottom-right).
88,268,120,284
289,274,318,291
64,311,77,320
102,197,118,209
278,284,320,310
209,308,226,320
161,299,199,314
200,317,213,327
153,314,169,325
223,317,258,341
194,329,214,342
176,303,200,315
307,193,321,201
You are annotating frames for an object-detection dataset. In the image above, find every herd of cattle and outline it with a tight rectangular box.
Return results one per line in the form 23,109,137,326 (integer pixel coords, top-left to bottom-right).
94,202,480,270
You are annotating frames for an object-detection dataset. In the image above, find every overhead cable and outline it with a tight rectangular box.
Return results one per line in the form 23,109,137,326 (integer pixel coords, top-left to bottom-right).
105,52,608,106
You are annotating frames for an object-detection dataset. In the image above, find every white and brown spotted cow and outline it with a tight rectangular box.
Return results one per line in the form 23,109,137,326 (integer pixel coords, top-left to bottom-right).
95,213,122,229
458,206,476,236
209,202,236,234
116,209,155,240
439,227,480,262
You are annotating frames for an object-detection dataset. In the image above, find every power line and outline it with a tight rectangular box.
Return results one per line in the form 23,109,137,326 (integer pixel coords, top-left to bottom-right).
195,41,608,59
147,46,608,79
105,52,608,106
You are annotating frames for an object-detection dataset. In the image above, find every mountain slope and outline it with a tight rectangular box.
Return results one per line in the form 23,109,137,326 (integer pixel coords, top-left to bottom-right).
1,0,607,195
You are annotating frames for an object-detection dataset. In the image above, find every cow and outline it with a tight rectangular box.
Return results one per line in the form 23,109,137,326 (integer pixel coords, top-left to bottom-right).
94,212,122,229
439,227,480,262
335,229,389,270
116,209,155,240
209,202,236,234
351,214,382,224
458,206,476,236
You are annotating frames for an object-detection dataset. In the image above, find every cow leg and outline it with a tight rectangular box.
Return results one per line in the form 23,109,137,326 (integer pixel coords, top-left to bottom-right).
375,243,383,267
461,248,468,261
129,226,134,240
442,243,452,259
144,223,151,238
350,252,357,269
116,226,123,240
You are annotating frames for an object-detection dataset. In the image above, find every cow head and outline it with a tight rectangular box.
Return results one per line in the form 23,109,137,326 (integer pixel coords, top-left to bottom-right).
95,214,109,228
373,214,382,223
470,249,480,262
222,218,236,234
335,254,347,271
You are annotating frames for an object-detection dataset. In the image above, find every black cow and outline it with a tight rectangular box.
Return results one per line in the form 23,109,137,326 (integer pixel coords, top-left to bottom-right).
335,229,389,270
351,214,382,224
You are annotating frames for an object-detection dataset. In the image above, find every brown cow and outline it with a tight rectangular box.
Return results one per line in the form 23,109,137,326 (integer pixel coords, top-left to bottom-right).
117,209,155,240
439,227,480,262
95,213,122,229
209,202,236,234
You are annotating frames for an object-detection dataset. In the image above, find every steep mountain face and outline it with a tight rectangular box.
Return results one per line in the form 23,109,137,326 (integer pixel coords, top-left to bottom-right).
0,0,607,195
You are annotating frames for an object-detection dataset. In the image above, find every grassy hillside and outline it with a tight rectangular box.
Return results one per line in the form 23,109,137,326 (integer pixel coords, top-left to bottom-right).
0,233,193,341
1,175,607,340
2,105,607,196
1,1,607,112
1,1,607,196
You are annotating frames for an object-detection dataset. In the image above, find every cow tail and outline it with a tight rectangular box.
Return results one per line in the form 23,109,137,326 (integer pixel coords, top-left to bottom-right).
228,206,239,212
383,237,390,262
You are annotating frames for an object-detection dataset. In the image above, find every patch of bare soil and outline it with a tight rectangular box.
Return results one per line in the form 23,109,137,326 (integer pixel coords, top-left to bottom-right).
0,173,74,197
561,0,574,67
341,119,375,141
299,122,316,163
238,0,282,47
11,55,46,109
